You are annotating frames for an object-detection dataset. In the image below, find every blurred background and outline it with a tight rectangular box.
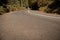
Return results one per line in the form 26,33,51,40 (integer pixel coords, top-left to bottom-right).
0,0,60,15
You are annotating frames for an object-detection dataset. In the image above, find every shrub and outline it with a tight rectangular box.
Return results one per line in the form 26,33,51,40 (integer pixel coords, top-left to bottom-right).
0,6,6,15
7,5,26,11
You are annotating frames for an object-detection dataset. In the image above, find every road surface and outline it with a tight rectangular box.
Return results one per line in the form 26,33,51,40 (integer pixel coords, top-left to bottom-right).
0,10,60,40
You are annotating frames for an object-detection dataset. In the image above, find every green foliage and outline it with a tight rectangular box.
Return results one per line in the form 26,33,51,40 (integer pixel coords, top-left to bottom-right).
7,5,26,11
0,0,28,15
29,0,60,14
0,6,6,15
45,0,60,14
0,0,60,15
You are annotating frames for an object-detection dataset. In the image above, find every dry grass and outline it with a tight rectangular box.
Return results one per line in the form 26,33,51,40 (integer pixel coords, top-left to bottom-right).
0,5,26,15
7,5,26,11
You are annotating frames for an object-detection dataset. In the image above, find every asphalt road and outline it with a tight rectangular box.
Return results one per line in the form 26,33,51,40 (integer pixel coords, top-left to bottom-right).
0,10,60,40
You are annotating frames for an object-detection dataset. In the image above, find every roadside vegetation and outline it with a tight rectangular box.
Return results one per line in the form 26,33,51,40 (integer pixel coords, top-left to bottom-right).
0,0,28,15
29,0,60,14
0,0,60,15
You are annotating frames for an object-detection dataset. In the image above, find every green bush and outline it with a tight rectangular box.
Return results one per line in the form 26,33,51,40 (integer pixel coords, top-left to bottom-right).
0,6,6,15
7,5,26,11
0,0,28,15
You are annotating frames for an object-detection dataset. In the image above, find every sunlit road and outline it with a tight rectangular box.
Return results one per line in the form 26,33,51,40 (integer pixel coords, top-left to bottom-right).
0,10,60,40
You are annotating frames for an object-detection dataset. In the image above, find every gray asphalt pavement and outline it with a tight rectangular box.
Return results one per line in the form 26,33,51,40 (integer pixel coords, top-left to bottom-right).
0,10,60,40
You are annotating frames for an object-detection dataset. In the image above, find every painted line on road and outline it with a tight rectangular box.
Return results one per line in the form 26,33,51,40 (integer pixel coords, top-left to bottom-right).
27,10,60,19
